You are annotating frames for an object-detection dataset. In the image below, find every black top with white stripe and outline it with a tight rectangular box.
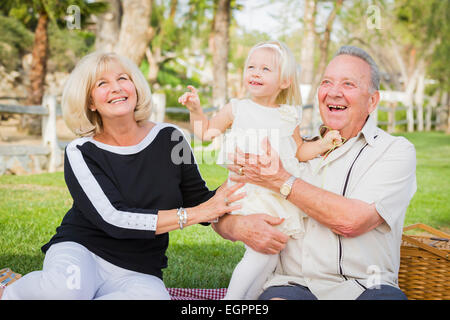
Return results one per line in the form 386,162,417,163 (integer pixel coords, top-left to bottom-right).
41,123,215,279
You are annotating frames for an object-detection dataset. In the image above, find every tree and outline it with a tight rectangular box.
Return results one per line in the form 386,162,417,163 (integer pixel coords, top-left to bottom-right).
28,6,48,109
306,0,344,104
0,15,34,72
178,0,241,106
114,0,153,65
336,0,450,133
392,0,450,132
145,0,180,84
2,0,105,134
211,0,231,108
94,0,155,67
94,0,121,53
299,0,317,86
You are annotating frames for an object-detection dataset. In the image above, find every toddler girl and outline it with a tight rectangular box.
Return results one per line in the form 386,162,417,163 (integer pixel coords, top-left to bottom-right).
178,40,342,299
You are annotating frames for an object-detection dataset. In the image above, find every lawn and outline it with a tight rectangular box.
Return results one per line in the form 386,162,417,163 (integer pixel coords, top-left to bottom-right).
0,131,449,288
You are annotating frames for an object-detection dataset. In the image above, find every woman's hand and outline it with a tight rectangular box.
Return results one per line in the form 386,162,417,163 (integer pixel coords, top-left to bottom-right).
192,181,246,223
227,137,290,192
178,85,202,114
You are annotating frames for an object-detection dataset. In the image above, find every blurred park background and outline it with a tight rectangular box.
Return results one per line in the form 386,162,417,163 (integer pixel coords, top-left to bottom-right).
0,0,449,286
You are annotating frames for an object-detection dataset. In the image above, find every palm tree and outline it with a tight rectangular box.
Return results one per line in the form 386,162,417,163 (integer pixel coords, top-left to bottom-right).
2,0,105,134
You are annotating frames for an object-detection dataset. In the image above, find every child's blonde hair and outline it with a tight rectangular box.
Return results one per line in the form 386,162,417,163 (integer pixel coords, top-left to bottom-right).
244,40,302,107
61,51,152,136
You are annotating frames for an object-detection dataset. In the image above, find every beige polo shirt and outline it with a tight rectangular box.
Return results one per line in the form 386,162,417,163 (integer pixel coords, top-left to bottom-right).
263,116,417,299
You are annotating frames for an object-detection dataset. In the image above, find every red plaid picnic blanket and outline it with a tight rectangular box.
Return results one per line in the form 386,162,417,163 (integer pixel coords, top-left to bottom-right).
0,284,227,299
168,288,227,300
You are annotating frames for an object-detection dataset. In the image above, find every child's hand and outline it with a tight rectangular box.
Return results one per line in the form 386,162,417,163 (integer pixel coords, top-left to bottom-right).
178,85,202,113
320,129,343,151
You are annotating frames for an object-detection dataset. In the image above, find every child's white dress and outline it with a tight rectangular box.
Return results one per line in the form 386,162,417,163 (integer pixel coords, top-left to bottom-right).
216,98,307,299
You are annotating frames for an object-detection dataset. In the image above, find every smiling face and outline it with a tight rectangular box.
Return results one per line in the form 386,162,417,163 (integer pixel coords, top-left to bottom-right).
90,60,138,122
243,47,289,106
318,54,380,139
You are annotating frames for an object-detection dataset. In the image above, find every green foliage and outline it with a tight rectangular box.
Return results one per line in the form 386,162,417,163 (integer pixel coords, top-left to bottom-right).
47,22,95,72
150,2,182,51
0,15,33,71
0,0,103,76
1,0,107,30
141,57,208,122
395,0,450,90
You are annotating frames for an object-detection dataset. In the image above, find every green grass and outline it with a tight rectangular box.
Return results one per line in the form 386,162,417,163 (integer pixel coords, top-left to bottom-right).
397,132,450,229
0,131,449,288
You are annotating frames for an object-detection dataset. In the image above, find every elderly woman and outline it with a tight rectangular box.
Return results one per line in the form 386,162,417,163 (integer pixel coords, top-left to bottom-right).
1,52,244,300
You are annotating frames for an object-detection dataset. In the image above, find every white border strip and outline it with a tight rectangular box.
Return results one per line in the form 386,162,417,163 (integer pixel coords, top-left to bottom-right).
86,122,172,155
66,137,158,232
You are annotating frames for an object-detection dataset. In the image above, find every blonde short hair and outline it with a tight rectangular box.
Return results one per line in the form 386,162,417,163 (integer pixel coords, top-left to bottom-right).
62,51,152,136
244,40,302,107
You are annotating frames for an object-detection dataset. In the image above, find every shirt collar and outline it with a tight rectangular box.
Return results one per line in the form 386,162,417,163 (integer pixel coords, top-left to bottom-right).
355,114,378,147
317,114,378,167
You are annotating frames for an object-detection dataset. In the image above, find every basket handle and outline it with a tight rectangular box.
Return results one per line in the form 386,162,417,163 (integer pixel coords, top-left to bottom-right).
402,223,449,260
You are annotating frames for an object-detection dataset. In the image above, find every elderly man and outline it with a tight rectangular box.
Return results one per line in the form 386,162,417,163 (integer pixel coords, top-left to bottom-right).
213,46,417,300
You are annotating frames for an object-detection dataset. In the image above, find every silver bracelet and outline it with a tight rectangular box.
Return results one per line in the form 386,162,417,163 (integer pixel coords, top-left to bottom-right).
176,207,188,230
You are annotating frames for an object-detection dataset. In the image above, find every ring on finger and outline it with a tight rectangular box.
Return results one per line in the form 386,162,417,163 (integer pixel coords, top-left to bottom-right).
224,197,228,205
238,166,244,176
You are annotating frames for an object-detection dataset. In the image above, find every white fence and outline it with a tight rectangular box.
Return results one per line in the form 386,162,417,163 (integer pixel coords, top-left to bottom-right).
0,89,446,174
374,90,443,133
0,95,62,174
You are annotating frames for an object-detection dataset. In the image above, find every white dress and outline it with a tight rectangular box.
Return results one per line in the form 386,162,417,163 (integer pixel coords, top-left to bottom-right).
216,98,306,239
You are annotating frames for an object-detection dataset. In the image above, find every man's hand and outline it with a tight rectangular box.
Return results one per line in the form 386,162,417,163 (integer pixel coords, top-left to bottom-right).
213,214,289,254
227,137,290,192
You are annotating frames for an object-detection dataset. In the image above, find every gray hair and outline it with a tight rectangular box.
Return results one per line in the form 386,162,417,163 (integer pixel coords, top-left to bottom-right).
334,46,380,92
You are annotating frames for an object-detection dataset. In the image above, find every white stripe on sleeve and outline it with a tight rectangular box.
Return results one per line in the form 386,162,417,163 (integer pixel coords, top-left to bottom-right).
66,138,158,232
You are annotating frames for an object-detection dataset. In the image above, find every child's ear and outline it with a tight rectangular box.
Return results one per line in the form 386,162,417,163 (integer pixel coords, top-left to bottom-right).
280,77,291,90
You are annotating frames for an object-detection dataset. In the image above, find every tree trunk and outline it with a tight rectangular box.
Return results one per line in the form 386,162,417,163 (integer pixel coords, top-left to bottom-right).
404,56,425,132
299,0,317,85
145,47,159,84
94,0,122,52
22,11,49,135
414,70,425,131
28,12,49,106
306,0,343,104
169,0,178,19
114,0,153,66
211,0,230,108
144,0,178,84
426,90,439,131
145,46,176,85
446,92,450,134
436,91,448,131
298,0,317,136
405,70,418,133
204,0,230,151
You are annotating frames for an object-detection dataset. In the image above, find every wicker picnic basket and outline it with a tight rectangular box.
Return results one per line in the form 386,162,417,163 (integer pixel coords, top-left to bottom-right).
398,223,449,300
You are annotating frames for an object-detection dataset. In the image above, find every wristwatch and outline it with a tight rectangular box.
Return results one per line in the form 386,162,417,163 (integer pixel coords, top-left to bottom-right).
280,175,296,199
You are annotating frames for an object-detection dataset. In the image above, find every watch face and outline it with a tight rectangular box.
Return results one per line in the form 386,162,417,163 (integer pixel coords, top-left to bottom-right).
280,185,290,196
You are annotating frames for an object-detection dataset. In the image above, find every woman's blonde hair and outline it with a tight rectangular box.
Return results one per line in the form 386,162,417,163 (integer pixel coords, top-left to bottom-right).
244,40,302,107
62,51,152,136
